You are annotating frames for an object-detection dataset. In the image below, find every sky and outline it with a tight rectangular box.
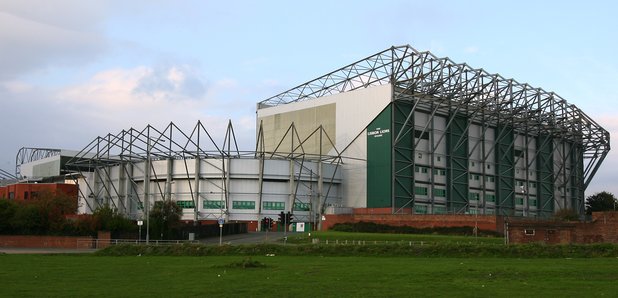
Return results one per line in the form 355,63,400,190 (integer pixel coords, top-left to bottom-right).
1,0,617,197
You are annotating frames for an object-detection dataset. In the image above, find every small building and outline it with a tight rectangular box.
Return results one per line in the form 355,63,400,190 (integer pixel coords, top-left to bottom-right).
0,183,78,201
506,211,618,244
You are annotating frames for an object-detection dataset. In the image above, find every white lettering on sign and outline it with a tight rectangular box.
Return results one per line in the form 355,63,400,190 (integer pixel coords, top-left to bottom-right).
367,127,390,138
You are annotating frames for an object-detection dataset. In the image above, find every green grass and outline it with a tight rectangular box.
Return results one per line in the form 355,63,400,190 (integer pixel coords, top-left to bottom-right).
1,254,617,297
288,230,504,245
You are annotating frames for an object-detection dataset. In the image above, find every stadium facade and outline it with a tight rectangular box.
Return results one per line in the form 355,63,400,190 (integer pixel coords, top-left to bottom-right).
11,45,610,230
257,45,610,218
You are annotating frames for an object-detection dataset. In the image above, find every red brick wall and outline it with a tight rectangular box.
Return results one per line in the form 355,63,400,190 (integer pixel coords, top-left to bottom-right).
507,212,618,244
0,183,78,202
0,235,93,249
322,212,498,232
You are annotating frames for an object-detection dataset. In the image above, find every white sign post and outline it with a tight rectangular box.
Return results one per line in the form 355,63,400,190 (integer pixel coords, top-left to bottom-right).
137,220,143,243
218,218,225,246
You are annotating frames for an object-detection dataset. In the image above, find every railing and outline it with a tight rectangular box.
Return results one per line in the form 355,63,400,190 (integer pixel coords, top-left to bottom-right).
312,239,432,246
77,239,200,249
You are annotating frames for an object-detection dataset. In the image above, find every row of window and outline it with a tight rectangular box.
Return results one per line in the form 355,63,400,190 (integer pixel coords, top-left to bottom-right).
414,186,446,197
174,200,311,211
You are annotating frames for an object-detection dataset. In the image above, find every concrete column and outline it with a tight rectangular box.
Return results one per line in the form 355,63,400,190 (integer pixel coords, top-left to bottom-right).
193,157,201,224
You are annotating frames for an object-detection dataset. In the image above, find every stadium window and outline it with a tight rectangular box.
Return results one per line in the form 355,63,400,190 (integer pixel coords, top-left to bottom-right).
487,164,491,169
24,192,29,200
293,202,310,211
233,200,256,210
262,201,284,210
514,149,524,157
434,205,447,214
436,156,442,162
415,165,420,173
433,188,446,197
485,194,496,202
414,186,428,196
203,200,225,209
529,198,537,206
8,192,14,200
516,197,524,205
525,229,535,236
414,204,428,214
176,200,195,209
421,167,428,174
474,175,480,181
414,130,429,140
468,193,480,201
486,175,495,183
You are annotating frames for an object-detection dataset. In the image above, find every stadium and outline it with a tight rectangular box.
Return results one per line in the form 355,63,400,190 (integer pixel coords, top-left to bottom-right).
10,45,611,231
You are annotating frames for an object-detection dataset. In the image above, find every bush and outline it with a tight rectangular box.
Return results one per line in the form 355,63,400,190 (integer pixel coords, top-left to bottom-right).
330,221,502,237
96,242,618,258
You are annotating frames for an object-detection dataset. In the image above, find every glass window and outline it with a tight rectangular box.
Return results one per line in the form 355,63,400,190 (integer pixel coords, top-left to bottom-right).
293,202,310,211
468,193,480,201
485,194,496,202
414,186,428,196
176,200,195,209
204,200,225,209
434,205,447,214
262,201,284,210
414,204,428,214
233,201,256,210
516,197,524,205
433,188,446,197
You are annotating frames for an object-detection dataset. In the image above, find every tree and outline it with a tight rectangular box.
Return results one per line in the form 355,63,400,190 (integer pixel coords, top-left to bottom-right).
585,191,617,215
149,200,181,240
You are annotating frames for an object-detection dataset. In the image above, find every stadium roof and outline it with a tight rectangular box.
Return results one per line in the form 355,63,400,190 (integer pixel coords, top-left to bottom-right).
258,44,610,189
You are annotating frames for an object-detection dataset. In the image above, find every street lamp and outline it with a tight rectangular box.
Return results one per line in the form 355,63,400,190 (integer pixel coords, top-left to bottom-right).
137,220,143,243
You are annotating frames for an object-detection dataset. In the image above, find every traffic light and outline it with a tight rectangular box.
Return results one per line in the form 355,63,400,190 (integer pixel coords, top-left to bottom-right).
278,211,285,223
286,211,293,223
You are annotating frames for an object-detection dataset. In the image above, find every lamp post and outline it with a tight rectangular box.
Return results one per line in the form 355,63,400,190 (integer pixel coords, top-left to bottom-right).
137,220,143,243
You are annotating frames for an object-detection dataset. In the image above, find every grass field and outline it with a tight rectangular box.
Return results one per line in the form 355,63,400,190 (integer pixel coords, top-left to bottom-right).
1,254,617,297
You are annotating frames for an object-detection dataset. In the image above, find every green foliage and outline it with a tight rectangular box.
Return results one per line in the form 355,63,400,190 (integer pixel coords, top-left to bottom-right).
553,208,580,221
586,191,617,214
96,242,618,258
91,205,136,235
330,221,502,237
0,199,17,233
0,194,135,236
149,200,182,240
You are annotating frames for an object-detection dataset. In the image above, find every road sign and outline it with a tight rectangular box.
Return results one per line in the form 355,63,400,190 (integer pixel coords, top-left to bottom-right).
137,220,143,226
218,218,225,225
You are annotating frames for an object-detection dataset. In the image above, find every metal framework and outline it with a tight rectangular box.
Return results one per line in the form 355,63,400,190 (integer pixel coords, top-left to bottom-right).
15,147,62,178
64,120,342,229
259,45,610,216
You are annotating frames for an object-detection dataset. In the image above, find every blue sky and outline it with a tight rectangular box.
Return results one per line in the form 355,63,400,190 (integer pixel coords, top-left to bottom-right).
1,0,617,196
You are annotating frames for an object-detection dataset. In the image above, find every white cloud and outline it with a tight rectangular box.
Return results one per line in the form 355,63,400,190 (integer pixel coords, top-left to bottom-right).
0,2,108,80
464,46,479,54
